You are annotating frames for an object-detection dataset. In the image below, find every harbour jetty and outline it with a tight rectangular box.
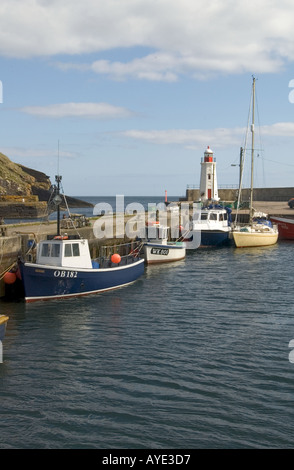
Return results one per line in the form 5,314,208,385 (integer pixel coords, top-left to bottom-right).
183,186,294,203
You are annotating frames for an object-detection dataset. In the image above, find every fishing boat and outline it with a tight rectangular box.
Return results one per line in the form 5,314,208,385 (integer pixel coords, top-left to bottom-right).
143,222,186,264
269,216,294,240
190,204,232,247
232,77,278,248
17,175,145,302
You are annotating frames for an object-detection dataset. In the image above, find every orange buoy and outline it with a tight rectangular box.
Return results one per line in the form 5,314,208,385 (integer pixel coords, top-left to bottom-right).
111,253,121,264
3,272,17,284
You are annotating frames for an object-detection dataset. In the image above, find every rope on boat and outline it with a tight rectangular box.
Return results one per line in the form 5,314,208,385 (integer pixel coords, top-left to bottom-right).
176,228,191,242
0,261,18,280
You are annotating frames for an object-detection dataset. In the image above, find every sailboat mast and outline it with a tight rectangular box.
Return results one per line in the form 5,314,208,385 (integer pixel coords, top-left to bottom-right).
249,76,255,224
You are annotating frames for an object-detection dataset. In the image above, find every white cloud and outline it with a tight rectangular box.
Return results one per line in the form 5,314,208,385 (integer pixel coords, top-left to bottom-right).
122,122,294,147
123,127,246,148
0,0,294,78
258,122,294,136
90,54,179,82
20,102,134,119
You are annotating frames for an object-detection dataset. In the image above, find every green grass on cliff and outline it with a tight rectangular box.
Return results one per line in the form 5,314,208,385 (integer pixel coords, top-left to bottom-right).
0,152,48,196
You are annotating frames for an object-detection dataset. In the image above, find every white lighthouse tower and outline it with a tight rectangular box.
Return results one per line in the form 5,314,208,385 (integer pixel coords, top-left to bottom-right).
199,146,219,203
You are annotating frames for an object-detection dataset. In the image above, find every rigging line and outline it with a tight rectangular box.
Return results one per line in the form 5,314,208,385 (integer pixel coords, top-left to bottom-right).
234,83,252,226
254,83,266,186
255,155,294,167
60,182,82,238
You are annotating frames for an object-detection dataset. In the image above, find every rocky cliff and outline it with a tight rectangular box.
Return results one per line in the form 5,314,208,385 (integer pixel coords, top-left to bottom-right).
0,152,92,209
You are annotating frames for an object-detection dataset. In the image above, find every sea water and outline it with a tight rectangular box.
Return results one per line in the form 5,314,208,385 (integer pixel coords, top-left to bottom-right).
1,198,294,449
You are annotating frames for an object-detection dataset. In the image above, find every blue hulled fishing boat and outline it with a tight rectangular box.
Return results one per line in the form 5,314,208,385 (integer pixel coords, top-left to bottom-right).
191,204,232,247
18,176,144,302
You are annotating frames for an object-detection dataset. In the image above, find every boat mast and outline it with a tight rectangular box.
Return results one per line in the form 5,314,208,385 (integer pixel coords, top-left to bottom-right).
249,76,255,225
55,175,62,236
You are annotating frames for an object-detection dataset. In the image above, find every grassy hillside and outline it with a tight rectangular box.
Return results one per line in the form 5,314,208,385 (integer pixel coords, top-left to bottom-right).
0,153,51,196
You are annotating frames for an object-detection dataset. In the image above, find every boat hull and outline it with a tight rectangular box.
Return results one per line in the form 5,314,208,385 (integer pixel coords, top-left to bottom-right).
232,230,278,248
143,243,186,264
0,315,9,341
193,230,231,247
270,217,294,240
19,258,145,302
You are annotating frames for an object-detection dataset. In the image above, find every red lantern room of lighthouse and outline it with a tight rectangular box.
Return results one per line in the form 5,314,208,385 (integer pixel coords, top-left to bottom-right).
199,146,220,203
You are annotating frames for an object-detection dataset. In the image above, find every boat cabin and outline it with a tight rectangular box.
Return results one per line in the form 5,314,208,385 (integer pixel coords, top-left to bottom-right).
193,209,229,229
36,237,93,269
145,223,169,244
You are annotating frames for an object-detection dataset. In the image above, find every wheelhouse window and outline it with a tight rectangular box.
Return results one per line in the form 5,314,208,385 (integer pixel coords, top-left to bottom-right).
72,243,80,256
41,243,60,257
64,243,80,257
209,213,217,221
64,244,72,257
41,243,49,257
52,244,60,257
201,213,208,220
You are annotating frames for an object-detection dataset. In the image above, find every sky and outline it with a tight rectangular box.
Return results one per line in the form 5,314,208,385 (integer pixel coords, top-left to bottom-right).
1,0,294,197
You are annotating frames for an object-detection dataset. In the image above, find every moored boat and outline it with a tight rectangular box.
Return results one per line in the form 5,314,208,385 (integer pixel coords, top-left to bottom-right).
143,223,186,264
17,175,145,302
269,216,294,240
232,77,278,248
190,204,232,247
232,224,278,247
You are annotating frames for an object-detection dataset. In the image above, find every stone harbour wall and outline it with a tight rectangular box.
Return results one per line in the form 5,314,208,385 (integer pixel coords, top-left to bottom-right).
184,187,294,202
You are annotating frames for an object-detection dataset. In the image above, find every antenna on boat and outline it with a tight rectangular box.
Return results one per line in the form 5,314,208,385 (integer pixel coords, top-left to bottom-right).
53,140,62,236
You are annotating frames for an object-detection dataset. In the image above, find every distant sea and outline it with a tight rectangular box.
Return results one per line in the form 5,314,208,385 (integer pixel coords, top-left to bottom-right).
3,195,179,224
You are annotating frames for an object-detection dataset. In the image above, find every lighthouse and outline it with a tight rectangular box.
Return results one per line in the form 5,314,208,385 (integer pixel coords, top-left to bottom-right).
199,146,219,202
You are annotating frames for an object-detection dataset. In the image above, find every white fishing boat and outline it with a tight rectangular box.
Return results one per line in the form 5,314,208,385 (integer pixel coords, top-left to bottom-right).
232,77,278,248
143,222,186,264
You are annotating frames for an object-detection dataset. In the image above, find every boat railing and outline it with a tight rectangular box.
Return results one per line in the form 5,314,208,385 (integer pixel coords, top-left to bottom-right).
93,240,143,268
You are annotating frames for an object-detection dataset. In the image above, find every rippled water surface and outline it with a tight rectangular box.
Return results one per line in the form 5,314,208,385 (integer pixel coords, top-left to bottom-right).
1,241,294,449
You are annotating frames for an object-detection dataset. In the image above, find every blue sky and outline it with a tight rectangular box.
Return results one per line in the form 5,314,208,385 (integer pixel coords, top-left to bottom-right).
1,0,294,196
